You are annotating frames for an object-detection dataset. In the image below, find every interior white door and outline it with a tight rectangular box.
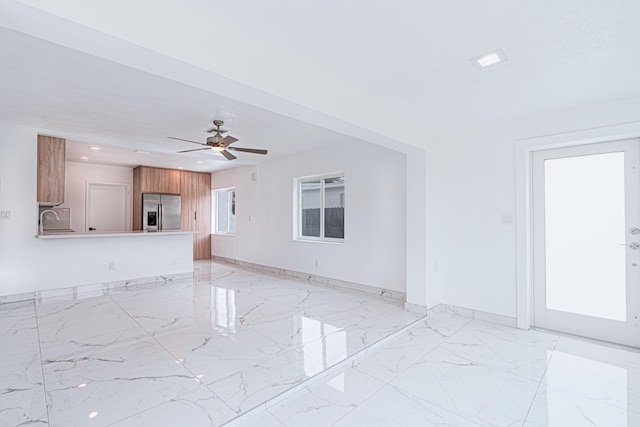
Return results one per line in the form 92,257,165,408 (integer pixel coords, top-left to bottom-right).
86,182,130,232
532,138,640,347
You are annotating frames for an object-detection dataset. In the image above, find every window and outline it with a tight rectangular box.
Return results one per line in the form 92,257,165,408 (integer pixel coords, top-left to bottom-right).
214,188,235,234
296,174,344,241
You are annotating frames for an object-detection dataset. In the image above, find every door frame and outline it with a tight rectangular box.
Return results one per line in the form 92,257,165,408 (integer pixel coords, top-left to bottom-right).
515,121,640,331
85,180,132,232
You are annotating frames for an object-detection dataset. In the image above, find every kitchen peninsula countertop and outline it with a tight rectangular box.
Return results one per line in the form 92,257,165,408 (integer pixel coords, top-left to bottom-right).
36,230,195,239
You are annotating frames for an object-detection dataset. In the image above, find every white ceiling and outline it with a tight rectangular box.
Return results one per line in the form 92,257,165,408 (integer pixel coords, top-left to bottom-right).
2,0,640,167
0,26,380,172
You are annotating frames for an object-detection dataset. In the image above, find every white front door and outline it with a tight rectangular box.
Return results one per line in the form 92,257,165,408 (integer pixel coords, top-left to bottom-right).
532,138,640,347
86,182,130,232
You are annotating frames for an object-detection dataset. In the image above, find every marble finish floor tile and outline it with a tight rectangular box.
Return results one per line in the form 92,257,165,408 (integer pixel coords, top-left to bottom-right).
0,301,40,359
0,351,44,395
0,386,48,426
437,321,557,381
353,307,426,337
229,411,286,427
267,366,386,427
207,350,317,415
0,350,47,426
332,385,480,427
156,325,289,385
542,336,640,415
108,386,236,427
44,353,201,427
349,318,456,383
36,296,140,346
524,383,640,427
389,349,539,426
300,325,386,371
7,260,640,427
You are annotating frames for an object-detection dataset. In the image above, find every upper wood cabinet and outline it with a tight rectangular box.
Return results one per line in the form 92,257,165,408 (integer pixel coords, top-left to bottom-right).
37,135,66,206
134,166,180,194
164,169,181,194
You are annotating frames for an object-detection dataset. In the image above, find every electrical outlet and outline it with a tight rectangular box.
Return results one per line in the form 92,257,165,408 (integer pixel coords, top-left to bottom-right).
501,214,513,225
314,259,319,268
0,210,11,220
108,262,116,270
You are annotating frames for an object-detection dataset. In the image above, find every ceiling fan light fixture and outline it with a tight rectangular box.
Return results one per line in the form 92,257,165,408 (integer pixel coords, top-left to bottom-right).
171,119,266,161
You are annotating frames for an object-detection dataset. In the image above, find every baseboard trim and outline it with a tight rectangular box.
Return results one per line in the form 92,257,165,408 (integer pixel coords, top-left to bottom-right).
404,302,429,315
211,256,406,302
431,303,517,328
0,272,194,305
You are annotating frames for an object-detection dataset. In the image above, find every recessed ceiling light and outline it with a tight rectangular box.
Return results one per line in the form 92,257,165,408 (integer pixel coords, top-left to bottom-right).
196,161,203,164
89,146,100,150
135,150,151,154
80,156,89,160
470,48,508,69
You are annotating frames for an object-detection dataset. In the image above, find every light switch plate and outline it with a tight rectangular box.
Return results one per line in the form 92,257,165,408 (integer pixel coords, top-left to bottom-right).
501,214,513,225
0,210,11,220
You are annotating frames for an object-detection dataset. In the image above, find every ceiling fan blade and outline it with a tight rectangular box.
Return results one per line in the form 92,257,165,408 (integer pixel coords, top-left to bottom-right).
167,136,207,146
219,135,239,146
177,147,212,153
227,147,268,155
220,149,237,161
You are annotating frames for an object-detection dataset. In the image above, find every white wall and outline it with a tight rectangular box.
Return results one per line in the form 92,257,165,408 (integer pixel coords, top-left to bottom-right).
0,121,192,296
212,139,407,293
427,96,640,318
61,161,133,232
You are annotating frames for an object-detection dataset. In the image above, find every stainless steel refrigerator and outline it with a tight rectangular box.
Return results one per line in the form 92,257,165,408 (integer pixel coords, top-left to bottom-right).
142,194,181,231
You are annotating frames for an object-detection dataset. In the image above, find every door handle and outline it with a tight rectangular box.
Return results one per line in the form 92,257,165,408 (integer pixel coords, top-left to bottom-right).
89,227,96,231
621,242,640,250
630,227,640,235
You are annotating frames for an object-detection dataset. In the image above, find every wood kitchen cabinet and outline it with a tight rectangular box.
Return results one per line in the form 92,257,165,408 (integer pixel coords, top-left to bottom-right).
133,166,181,230
195,172,211,260
180,170,211,260
133,166,211,260
180,171,198,236
164,169,181,194
37,135,66,205
134,166,179,194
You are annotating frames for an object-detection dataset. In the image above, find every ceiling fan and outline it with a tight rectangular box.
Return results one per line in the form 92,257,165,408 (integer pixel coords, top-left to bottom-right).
168,120,268,161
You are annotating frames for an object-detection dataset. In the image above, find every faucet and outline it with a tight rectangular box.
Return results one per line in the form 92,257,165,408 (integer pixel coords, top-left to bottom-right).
39,209,60,234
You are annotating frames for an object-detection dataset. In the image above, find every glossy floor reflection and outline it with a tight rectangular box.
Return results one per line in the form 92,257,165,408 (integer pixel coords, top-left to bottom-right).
277,313,640,427
2,262,639,426
0,261,423,426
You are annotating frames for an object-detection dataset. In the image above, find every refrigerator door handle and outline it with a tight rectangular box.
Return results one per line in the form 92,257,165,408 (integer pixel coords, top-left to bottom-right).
158,204,162,231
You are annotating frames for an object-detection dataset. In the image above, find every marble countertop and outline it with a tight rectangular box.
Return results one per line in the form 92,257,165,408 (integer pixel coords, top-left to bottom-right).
36,230,195,239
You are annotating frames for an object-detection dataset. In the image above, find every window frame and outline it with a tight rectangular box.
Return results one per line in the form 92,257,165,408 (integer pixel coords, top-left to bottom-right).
213,187,236,236
294,173,345,243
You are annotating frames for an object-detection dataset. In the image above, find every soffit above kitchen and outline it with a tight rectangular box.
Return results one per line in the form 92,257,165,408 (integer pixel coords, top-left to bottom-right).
0,25,399,172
